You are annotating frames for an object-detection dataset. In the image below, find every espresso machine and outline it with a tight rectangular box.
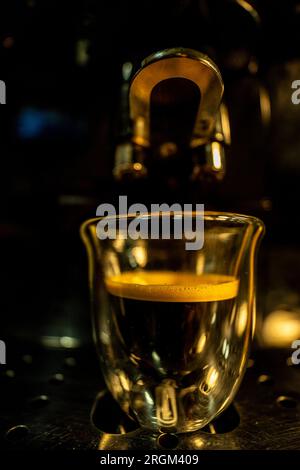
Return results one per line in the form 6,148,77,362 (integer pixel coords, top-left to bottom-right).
1,0,300,452
89,46,300,450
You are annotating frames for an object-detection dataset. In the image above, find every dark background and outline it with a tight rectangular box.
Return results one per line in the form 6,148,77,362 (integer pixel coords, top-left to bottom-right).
0,0,300,352
1,0,300,452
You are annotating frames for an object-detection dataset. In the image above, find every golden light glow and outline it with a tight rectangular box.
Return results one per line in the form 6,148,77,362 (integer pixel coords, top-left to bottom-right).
133,117,148,146
196,334,207,353
236,0,261,24
220,103,231,144
207,367,219,389
119,371,131,392
235,302,249,336
112,238,125,252
259,85,271,127
196,253,204,274
211,141,222,170
191,436,205,448
133,162,142,171
262,310,300,347
131,245,148,268
200,366,219,394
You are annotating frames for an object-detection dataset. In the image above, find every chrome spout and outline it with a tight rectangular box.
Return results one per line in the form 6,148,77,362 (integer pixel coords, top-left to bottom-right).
114,48,228,182
129,48,224,149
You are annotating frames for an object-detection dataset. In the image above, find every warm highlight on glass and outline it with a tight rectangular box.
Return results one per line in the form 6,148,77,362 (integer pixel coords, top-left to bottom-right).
81,212,264,433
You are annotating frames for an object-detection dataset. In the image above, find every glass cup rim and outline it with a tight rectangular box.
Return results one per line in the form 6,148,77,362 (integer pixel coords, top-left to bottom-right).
81,210,264,230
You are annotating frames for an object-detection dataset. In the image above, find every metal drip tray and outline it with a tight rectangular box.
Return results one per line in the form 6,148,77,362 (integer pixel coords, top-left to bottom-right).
91,391,240,450
1,342,300,450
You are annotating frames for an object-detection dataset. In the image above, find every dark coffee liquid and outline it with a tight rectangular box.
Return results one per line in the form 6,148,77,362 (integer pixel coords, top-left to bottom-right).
98,271,247,432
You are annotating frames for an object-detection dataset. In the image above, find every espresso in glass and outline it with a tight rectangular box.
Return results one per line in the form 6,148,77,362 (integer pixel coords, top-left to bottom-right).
103,270,242,432
81,212,264,433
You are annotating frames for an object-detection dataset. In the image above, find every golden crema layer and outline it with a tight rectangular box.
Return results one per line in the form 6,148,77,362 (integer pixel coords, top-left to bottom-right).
105,271,239,303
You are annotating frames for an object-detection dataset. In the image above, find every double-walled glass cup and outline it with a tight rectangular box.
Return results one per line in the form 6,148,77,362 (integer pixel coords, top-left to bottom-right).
81,212,264,433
